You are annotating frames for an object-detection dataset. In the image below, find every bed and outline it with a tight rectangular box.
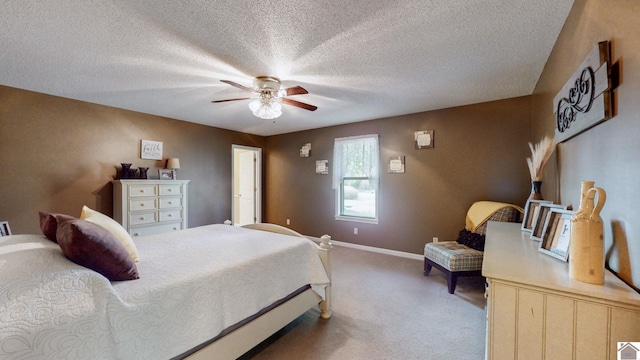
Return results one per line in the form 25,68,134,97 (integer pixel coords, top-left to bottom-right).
0,222,332,360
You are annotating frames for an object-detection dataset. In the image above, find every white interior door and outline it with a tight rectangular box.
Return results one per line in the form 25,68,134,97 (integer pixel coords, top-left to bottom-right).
232,145,261,226
238,151,255,225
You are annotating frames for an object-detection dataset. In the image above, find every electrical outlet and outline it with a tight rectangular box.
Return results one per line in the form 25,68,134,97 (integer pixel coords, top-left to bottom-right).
354,227,358,235
286,219,290,225
433,237,438,243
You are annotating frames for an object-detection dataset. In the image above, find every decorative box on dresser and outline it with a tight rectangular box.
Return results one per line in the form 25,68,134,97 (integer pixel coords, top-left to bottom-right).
112,180,189,237
483,221,640,360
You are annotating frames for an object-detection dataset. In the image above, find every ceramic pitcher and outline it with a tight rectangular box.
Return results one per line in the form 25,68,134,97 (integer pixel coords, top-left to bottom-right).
569,181,606,284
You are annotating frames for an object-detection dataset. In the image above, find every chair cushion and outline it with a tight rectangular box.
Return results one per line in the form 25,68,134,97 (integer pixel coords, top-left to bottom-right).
424,241,483,272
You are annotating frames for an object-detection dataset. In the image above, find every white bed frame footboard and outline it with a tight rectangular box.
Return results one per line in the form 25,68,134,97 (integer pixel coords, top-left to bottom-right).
184,223,332,360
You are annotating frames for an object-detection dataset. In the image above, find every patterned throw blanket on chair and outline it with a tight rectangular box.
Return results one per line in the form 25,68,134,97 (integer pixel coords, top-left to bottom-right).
457,201,524,251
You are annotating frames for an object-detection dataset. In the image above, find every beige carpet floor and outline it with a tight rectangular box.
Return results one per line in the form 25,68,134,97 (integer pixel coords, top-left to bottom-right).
240,244,487,360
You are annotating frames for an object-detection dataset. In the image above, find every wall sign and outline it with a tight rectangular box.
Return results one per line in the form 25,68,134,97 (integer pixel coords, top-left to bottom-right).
140,140,163,160
300,143,311,157
415,130,434,149
388,156,405,173
554,41,613,143
316,160,328,174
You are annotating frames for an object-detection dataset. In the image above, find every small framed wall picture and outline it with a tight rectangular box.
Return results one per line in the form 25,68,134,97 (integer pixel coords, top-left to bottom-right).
415,130,434,149
141,140,163,160
388,156,405,173
316,160,328,174
158,169,174,180
300,143,311,157
0,221,11,236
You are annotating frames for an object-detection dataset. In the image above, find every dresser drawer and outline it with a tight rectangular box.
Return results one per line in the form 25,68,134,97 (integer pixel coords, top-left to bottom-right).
130,222,183,237
159,184,182,196
159,209,182,222
129,198,158,211
129,211,157,226
129,184,158,197
159,196,182,209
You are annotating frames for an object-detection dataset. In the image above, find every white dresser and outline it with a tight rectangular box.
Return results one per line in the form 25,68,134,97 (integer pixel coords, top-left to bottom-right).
112,179,189,237
483,221,640,360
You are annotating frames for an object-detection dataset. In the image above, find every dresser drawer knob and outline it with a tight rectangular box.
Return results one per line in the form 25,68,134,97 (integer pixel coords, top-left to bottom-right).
140,217,145,220
168,201,172,205
133,233,140,236
167,214,172,217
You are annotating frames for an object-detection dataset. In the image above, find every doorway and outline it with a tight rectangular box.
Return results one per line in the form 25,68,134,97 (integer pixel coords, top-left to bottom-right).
232,145,262,226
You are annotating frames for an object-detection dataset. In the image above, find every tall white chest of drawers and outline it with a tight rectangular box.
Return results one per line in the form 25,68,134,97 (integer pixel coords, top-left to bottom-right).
112,179,189,237
483,221,640,360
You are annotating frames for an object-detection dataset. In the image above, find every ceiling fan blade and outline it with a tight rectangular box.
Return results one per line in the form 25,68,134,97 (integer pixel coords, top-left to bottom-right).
220,80,253,92
281,98,317,111
284,86,308,96
211,97,251,103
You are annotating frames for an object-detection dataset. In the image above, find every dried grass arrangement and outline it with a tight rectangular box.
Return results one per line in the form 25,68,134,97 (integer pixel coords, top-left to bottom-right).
526,136,555,181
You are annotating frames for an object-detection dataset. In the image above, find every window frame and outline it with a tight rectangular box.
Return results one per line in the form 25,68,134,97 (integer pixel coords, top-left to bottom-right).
333,134,379,224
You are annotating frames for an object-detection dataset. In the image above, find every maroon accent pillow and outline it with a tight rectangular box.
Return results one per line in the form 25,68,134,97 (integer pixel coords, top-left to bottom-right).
39,212,75,242
456,229,486,251
56,216,139,281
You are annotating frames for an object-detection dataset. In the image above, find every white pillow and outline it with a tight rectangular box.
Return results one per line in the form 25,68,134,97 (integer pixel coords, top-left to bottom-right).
80,205,139,262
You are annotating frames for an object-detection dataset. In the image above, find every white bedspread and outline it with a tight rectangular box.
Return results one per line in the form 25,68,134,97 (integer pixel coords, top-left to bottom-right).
0,224,329,359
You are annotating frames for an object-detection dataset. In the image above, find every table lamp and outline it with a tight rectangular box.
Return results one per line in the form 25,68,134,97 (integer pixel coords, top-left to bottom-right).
166,158,180,179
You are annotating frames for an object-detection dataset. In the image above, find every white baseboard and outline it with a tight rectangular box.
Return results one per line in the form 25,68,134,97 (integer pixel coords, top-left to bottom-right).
306,236,423,261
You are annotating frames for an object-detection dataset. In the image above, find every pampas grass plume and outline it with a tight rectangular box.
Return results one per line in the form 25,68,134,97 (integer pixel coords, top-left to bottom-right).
527,136,555,181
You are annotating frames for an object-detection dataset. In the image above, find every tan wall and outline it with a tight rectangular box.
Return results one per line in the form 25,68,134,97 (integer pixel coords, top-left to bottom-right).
1,84,531,256
265,97,532,254
531,0,640,289
0,85,265,234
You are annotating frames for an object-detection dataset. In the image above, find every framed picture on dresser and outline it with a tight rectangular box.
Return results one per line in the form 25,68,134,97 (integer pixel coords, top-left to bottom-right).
530,203,566,241
158,169,174,180
0,221,11,236
521,199,553,232
538,209,574,261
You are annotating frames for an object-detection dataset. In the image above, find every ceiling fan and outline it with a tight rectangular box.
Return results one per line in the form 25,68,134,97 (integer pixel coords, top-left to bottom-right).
212,76,317,120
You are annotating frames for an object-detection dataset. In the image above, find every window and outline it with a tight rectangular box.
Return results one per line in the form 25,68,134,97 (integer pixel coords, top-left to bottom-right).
332,134,379,223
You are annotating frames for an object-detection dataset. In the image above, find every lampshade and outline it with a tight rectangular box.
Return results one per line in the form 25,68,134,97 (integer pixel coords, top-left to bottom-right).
166,158,180,169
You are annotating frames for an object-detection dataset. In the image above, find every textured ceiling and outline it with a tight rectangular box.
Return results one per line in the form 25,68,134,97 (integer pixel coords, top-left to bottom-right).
0,0,574,136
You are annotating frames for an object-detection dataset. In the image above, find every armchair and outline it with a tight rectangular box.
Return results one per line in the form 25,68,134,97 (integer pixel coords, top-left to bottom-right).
423,201,522,294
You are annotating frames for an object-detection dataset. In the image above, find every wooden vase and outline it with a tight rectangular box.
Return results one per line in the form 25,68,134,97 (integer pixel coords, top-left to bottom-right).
569,181,606,284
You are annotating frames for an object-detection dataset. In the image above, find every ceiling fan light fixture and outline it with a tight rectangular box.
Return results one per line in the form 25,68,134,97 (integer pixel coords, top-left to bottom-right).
248,99,262,112
214,77,316,119
271,101,282,112
249,99,282,119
